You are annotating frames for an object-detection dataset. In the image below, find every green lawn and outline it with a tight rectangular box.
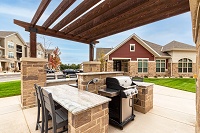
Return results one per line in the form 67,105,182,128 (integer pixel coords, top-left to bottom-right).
0,81,21,98
144,78,196,93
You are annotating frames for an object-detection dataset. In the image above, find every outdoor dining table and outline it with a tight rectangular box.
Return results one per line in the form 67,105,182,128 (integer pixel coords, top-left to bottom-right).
43,84,111,133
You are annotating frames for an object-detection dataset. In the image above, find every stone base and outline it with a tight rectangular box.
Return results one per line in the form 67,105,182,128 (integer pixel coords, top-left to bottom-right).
134,85,153,114
68,103,109,133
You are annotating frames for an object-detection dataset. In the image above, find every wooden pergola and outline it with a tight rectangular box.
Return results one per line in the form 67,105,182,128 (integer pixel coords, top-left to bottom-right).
14,0,190,61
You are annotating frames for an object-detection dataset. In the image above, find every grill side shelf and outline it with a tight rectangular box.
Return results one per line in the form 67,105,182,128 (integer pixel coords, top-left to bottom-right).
98,88,120,97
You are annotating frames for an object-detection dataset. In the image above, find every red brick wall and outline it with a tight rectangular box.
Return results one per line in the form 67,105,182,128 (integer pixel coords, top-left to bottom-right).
109,38,154,61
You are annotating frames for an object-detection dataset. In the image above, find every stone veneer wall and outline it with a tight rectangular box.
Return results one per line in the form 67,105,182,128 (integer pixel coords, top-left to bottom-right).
68,103,109,133
134,84,153,113
129,61,138,76
172,63,196,77
148,62,156,77
77,72,124,93
21,58,47,108
83,61,101,72
106,61,113,72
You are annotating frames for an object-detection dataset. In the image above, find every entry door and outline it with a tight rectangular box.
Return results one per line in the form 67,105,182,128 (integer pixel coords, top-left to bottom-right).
113,60,121,71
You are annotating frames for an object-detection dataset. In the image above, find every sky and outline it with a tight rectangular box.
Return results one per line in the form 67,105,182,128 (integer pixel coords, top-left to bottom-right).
0,0,195,64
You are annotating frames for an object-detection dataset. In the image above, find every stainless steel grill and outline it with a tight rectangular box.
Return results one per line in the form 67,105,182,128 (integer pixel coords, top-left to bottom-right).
99,76,138,130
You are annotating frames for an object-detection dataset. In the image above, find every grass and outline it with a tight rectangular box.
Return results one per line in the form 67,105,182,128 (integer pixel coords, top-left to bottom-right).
144,78,196,93
0,80,21,98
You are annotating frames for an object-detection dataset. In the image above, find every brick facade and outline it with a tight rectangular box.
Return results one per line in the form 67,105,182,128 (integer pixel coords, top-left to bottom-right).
21,58,47,108
68,103,109,133
129,61,138,76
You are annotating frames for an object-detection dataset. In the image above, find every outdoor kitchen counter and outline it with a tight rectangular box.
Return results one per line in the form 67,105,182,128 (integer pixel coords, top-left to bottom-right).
133,81,154,87
43,84,111,115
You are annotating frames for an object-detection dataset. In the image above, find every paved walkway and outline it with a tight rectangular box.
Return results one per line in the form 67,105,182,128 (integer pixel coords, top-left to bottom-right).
0,85,196,133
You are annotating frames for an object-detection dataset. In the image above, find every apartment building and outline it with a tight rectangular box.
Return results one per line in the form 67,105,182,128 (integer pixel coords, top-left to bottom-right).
0,31,27,72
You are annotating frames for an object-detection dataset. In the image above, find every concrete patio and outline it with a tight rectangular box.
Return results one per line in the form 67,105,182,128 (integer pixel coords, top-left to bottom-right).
0,85,195,133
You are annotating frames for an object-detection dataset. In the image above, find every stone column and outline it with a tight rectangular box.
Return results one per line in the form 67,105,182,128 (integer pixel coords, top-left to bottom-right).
21,57,47,108
129,61,138,76
82,61,101,72
68,103,109,133
0,61,2,72
106,61,113,72
148,61,156,77
189,1,200,132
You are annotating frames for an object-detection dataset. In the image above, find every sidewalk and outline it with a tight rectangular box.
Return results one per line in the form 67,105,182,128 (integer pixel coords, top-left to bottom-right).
0,85,196,133
0,72,20,75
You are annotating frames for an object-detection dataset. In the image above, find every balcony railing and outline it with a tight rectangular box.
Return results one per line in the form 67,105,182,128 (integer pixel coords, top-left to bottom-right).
16,48,22,52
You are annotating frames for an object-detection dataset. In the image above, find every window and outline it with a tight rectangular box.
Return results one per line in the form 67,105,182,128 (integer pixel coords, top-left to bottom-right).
178,58,192,73
8,52,14,58
138,59,148,73
10,63,15,68
156,60,165,72
130,44,135,52
8,41,14,49
0,50,2,57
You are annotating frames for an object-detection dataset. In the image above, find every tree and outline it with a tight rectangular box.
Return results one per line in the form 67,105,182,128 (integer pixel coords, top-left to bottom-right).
49,47,61,71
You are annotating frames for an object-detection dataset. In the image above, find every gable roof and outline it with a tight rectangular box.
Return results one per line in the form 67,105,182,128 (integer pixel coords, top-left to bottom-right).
105,33,162,58
0,31,16,38
96,48,113,60
143,40,170,56
162,41,196,52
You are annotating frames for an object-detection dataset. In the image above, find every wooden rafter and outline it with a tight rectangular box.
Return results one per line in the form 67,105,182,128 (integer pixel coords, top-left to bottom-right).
14,19,97,44
42,0,76,29
79,0,161,38
70,0,148,36
61,0,127,33
31,0,51,26
52,0,101,31
87,0,190,41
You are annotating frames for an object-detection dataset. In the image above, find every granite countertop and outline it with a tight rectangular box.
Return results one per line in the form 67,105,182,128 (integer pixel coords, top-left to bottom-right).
77,71,124,76
43,85,111,115
46,78,77,83
133,81,154,87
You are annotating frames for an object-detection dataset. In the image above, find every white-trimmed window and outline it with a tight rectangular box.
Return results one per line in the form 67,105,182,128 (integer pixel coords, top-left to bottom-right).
8,52,14,58
130,44,135,52
178,58,192,73
8,41,14,49
0,50,2,57
156,60,165,72
10,63,15,68
138,58,148,73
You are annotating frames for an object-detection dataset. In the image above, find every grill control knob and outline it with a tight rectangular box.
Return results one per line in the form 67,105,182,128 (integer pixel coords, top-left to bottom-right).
131,91,134,94
126,93,130,96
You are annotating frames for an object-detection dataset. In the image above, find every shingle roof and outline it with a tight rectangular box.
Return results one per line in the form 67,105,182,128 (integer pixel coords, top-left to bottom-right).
96,48,113,60
162,41,196,52
143,40,170,56
0,31,16,38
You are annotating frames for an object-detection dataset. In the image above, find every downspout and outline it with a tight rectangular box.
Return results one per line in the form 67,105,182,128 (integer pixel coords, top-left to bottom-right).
170,57,172,77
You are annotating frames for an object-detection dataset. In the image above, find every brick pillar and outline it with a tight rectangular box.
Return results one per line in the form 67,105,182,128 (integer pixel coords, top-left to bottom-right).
106,61,113,72
148,61,156,77
82,61,101,72
68,103,109,133
189,1,199,132
129,61,138,76
21,58,47,108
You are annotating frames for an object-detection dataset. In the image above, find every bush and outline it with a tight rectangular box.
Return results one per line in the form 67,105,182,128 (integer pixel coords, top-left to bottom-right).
144,75,148,78
154,76,157,78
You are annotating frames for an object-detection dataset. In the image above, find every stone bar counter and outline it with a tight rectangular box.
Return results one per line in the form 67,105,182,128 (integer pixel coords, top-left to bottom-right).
43,85,111,133
133,81,154,113
77,71,124,93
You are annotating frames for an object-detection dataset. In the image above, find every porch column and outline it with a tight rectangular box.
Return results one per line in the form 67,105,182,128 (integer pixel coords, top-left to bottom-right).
16,62,19,71
29,28,37,58
89,43,94,61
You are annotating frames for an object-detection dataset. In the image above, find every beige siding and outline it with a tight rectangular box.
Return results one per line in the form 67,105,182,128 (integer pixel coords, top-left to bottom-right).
168,51,196,63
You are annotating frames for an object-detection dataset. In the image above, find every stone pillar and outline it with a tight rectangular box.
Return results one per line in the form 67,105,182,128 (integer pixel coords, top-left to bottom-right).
0,61,2,72
82,61,101,72
129,61,138,76
172,63,178,77
68,103,109,133
21,58,47,108
148,61,156,77
189,1,200,132
106,61,113,72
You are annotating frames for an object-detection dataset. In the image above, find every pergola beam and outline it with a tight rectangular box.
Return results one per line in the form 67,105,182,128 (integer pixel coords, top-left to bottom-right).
42,0,76,29
79,0,161,38
14,19,97,44
61,0,126,33
31,0,51,26
52,0,101,31
88,0,190,41
70,0,148,36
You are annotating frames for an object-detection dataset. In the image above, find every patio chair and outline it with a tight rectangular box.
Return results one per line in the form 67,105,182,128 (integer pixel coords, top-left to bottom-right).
41,88,68,133
34,84,63,133
34,84,45,133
